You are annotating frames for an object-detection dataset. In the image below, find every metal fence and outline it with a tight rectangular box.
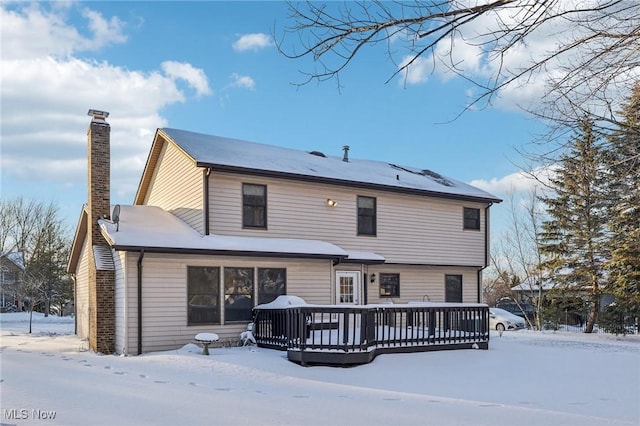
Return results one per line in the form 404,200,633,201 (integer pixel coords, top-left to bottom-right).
540,315,639,335
252,303,490,366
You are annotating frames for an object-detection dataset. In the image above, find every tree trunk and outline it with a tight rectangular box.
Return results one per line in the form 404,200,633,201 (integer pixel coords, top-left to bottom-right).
585,298,599,333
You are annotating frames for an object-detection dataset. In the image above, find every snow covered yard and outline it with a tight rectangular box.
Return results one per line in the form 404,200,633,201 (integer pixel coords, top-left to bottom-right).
1,312,638,426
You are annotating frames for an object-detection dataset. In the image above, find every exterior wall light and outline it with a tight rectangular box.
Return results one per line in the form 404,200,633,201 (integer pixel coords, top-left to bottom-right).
326,198,337,207
370,273,376,283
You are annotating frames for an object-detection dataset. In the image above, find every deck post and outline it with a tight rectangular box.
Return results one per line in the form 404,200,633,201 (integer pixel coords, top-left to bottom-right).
428,310,436,343
342,312,350,350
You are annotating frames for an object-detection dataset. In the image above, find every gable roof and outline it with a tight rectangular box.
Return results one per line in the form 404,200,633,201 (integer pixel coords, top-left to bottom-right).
135,128,501,204
67,205,88,273
0,251,25,270
67,205,116,273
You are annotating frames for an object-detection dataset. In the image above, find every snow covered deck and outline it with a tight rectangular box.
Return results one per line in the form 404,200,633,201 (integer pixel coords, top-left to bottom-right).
252,301,490,366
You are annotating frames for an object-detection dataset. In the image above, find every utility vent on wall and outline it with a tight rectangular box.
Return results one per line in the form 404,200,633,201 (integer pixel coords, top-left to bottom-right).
92,245,115,271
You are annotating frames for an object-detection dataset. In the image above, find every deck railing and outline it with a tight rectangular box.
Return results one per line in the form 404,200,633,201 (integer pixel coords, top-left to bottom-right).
252,303,489,366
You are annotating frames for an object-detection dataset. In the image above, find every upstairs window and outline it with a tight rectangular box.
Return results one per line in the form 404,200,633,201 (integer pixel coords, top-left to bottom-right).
1,266,15,283
357,196,377,236
243,183,267,229
463,207,480,230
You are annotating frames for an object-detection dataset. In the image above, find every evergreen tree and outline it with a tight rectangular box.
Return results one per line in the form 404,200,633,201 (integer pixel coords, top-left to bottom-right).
539,119,609,333
605,85,640,322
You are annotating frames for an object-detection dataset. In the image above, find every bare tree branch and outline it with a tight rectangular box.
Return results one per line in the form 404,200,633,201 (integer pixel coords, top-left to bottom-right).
277,1,640,141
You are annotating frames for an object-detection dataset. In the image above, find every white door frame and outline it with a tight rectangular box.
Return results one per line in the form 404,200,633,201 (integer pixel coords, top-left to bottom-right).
336,271,361,304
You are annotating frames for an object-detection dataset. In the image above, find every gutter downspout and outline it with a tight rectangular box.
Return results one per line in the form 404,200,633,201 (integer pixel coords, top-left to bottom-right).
71,274,77,335
363,269,368,305
478,203,493,303
203,168,212,235
137,250,145,355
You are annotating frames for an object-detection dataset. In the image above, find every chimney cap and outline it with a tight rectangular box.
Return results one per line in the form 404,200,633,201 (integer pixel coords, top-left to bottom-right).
87,109,110,119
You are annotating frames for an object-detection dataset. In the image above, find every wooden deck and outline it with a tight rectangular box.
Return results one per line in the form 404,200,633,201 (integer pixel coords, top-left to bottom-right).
252,302,490,366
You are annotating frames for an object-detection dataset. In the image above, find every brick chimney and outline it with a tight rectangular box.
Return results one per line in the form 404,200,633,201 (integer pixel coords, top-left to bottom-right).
87,109,115,354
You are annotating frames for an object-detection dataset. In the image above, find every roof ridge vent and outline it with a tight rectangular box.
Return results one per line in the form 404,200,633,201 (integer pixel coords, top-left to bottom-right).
309,150,327,158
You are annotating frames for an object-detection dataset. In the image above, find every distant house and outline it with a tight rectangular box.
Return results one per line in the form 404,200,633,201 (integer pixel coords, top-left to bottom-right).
0,251,24,311
510,277,556,302
512,276,614,312
67,111,501,355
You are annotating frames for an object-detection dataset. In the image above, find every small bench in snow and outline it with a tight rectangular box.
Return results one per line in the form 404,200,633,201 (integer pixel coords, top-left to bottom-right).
194,333,219,355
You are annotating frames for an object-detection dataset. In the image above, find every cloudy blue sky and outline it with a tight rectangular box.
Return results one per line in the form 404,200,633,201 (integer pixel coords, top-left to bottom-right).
1,1,553,236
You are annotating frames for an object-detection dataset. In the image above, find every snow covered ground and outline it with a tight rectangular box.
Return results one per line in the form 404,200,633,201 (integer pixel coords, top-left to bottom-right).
1,312,638,426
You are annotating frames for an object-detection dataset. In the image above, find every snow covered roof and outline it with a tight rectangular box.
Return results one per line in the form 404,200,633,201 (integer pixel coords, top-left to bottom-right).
98,205,348,259
159,128,501,203
344,251,385,263
511,267,604,292
511,279,556,292
0,252,25,270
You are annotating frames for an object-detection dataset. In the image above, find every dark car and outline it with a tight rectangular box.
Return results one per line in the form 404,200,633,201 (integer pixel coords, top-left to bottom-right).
495,301,536,323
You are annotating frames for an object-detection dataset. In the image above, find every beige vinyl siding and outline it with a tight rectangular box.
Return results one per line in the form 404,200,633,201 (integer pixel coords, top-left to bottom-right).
284,260,334,304
117,254,480,354
209,172,487,266
365,265,479,304
114,250,127,354
75,237,90,340
145,141,203,232
121,253,334,353
461,270,480,302
124,252,139,354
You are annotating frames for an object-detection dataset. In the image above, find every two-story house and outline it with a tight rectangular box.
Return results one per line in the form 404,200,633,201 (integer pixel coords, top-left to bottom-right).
68,111,500,355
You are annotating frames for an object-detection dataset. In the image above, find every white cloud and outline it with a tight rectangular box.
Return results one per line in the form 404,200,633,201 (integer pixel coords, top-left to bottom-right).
161,61,212,96
469,165,557,195
0,3,212,205
228,73,256,90
470,171,539,195
398,55,431,85
399,37,484,86
232,33,273,52
433,37,484,82
0,3,127,60
81,7,128,49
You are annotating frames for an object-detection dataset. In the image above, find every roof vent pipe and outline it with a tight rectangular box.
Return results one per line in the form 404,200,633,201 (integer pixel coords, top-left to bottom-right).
342,145,350,162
